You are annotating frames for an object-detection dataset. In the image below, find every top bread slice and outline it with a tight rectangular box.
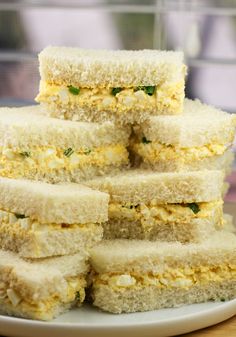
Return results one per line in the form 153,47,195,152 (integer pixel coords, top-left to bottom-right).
133,99,236,147
85,169,224,204
0,105,130,149
90,231,236,274
0,177,109,224
0,250,88,301
38,46,185,87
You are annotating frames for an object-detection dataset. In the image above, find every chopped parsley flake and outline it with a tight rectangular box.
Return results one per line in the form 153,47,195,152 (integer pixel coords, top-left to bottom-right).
142,137,151,144
68,85,80,95
135,86,156,96
111,87,122,96
187,203,200,214
19,151,30,158
15,213,26,219
84,149,91,155
63,148,74,157
75,291,81,302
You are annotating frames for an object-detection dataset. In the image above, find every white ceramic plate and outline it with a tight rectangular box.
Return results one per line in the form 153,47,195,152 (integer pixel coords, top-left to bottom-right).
0,300,236,337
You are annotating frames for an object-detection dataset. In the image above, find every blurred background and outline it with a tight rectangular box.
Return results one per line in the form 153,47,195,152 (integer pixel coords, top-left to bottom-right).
0,0,235,196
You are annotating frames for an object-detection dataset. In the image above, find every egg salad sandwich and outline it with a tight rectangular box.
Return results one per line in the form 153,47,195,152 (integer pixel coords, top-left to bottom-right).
0,105,130,183
90,231,236,314
35,46,186,124
0,177,109,258
85,169,231,243
131,99,236,172
0,250,88,320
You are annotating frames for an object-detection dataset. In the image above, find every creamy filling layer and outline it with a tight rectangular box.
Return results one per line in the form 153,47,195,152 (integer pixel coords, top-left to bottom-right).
94,265,236,291
131,141,227,163
36,80,185,115
0,276,86,317
109,200,224,230
0,209,96,232
0,145,128,178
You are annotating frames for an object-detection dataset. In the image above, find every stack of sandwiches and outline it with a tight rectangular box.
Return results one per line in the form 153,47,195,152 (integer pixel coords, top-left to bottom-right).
0,46,235,320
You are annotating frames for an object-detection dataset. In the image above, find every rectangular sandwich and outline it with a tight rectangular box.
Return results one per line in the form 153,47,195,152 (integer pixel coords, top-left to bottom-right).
85,170,230,243
131,99,236,172
0,177,109,258
0,250,88,320
90,232,236,313
36,46,186,124
0,105,130,183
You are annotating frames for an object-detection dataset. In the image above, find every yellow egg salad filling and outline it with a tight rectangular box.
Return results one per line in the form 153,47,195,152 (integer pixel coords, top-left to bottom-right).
36,80,185,116
0,209,97,232
132,140,227,164
0,276,86,319
109,200,224,230
94,265,236,292
0,144,128,179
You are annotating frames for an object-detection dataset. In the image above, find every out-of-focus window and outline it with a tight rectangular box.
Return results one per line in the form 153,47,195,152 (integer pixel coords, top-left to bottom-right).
0,0,235,114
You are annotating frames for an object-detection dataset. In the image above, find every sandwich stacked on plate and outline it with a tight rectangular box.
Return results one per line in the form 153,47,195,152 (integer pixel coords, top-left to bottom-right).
0,46,236,320
0,178,109,320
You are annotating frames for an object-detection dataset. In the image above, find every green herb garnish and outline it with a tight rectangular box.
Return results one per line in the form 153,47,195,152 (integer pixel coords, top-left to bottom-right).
134,86,156,96
111,87,122,96
75,291,80,302
187,203,200,214
63,148,74,157
141,137,151,144
84,149,91,155
15,213,26,219
220,298,226,302
19,151,30,158
68,85,80,95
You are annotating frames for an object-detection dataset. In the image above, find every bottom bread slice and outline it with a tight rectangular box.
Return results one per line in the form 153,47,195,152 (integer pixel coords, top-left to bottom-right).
0,219,103,258
92,280,236,314
105,200,228,243
0,251,88,320
103,213,234,243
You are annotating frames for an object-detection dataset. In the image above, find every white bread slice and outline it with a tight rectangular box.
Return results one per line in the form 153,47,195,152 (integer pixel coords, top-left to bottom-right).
0,105,130,149
102,211,231,243
133,98,236,147
85,169,224,204
0,221,103,258
90,231,236,274
90,232,236,313
0,251,88,320
0,177,109,224
38,46,185,87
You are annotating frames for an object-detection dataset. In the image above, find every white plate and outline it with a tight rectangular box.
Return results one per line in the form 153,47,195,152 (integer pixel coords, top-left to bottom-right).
0,300,236,337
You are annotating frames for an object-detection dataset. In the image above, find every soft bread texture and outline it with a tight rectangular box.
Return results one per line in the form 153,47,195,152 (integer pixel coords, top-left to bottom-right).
133,98,236,147
0,177,109,224
0,222,103,258
102,213,231,243
0,250,88,320
38,46,185,87
0,105,130,148
92,280,236,314
85,170,224,204
90,231,236,273
138,150,234,174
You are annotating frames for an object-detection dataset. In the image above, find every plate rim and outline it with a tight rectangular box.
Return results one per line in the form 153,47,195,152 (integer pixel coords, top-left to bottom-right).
0,299,235,330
